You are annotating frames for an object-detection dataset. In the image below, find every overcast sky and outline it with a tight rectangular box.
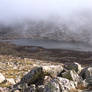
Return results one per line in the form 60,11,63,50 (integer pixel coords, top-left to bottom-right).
0,0,92,23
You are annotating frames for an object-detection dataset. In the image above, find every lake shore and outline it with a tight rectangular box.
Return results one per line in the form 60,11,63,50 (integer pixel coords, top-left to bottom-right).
0,41,92,65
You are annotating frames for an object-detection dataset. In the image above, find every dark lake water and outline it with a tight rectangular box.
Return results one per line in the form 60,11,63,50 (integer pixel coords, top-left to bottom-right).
1,39,92,52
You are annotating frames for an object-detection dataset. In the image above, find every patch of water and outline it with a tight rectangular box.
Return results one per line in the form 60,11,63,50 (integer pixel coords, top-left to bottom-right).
1,39,92,52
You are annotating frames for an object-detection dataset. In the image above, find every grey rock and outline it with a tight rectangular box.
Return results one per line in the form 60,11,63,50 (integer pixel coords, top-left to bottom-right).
62,70,82,86
28,84,37,92
85,67,92,79
64,62,83,73
20,84,37,92
44,77,75,92
85,77,92,90
20,66,43,84
42,65,63,77
13,67,43,92
80,67,92,79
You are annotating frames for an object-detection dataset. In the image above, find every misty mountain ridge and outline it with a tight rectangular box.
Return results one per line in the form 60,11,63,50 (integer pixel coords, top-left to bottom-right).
0,10,92,44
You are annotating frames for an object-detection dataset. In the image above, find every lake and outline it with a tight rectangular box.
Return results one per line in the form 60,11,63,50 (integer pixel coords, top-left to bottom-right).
1,38,92,52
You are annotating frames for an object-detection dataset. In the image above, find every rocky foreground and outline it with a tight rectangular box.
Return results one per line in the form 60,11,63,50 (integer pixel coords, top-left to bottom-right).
0,61,92,92
0,42,92,92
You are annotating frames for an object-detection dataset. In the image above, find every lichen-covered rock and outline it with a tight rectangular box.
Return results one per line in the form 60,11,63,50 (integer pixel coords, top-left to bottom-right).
80,67,92,79
20,66,43,84
74,62,83,73
64,62,83,73
7,64,92,92
62,70,81,81
42,65,63,77
0,73,5,83
13,67,43,92
78,67,92,90
79,67,87,79
44,77,75,92
62,70,83,88
85,67,92,79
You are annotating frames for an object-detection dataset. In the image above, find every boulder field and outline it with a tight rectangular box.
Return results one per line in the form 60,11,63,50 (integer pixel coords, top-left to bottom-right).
0,62,92,92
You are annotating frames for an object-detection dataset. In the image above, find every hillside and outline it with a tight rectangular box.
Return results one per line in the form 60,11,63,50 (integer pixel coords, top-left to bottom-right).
0,42,91,91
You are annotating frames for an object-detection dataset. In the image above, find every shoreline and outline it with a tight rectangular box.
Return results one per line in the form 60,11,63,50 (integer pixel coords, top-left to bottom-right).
1,38,92,52
0,41,92,65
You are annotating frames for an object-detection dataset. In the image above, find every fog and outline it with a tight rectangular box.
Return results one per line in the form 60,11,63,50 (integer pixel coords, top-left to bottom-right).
0,0,92,22
0,0,92,44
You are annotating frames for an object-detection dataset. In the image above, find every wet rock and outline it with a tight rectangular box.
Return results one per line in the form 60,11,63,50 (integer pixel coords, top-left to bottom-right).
44,77,75,92
0,73,5,83
42,65,63,77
